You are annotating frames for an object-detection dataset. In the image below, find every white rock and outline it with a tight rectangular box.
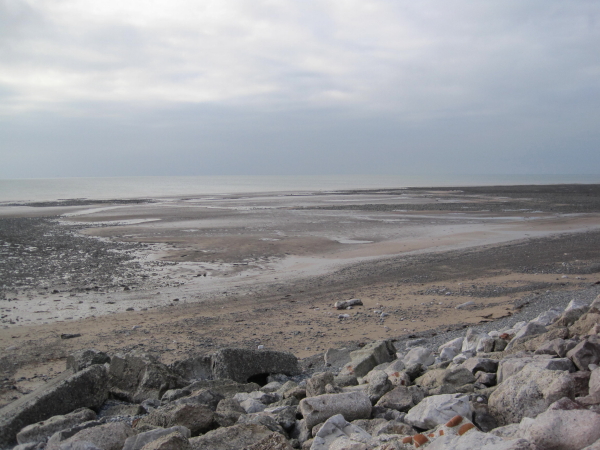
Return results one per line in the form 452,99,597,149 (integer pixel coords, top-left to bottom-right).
439,337,464,353
565,298,591,312
440,347,458,362
299,391,372,429
530,308,563,326
523,408,600,450
462,328,488,353
455,301,475,310
240,398,266,413
453,353,468,364
427,429,532,450
310,414,372,450
403,347,435,366
404,393,471,429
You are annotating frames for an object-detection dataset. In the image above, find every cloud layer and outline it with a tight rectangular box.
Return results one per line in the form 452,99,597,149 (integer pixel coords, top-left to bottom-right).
1,0,599,177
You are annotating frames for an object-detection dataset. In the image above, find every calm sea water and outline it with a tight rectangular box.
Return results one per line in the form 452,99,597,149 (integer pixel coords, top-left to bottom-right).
1,174,599,203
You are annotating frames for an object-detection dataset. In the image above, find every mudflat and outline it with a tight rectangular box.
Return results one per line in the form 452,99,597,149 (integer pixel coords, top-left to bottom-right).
1,184,600,407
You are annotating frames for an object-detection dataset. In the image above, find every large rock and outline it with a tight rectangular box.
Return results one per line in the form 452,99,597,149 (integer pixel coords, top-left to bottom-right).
462,328,488,353
568,313,600,337
535,338,578,358
404,394,471,429
310,414,372,450
375,386,425,412
403,347,435,367
123,427,191,450
489,365,577,426
555,298,591,327
461,358,499,374
108,352,186,402
135,403,215,436
324,349,351,370
244,433,294,450
179,379,259,399
139,432,191,450
497,355,574,384
567,336,600,371
306,372,335,398
415,367,475,390
426,429,532,450
16,409,96,445
531,308,563,327
47,422,134,450
66,350,110,372
522,408,600,450
211,349,299,383
505,322,547,351
339,341,396,378
0,365,108,448
365,371,392,404
299,392,372,429
170,356,213,381
188,423,273,450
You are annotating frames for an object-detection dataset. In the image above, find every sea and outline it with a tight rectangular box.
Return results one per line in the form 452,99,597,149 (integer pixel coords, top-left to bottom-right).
1,174,599,203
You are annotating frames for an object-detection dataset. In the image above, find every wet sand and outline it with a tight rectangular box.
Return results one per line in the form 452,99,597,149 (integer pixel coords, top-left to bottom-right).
1,184,600,406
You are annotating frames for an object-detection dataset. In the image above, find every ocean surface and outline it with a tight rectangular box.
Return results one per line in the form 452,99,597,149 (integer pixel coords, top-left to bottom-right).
1,174,599,203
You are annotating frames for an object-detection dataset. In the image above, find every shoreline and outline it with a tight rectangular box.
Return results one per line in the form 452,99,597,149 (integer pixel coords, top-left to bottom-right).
1,184,600,407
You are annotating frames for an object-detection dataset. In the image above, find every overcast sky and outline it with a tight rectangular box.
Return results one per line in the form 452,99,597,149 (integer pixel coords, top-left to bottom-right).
1,0,599,178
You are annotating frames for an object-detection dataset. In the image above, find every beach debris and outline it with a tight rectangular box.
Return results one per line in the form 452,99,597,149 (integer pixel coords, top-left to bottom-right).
334,299,363,310
455,301,475,309
60,333,81,339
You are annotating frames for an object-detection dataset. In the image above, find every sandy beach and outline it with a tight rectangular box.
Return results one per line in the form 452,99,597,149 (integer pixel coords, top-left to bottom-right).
1,184,600,407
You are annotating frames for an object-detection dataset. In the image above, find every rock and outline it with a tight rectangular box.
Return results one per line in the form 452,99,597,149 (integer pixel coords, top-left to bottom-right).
262,381,283,393
455,301,475,310
17,409,97,445
497,355,573,384
461,358,499,374
471,402,498,432
439,337,464,353
324,349,352,369
264,405,298,432
161,388,192,404
58,442,102,450
404,394,471,429
567,336,600,371
531,308,563,327
66,350,110,372
426,429,531,450
0,365,108,449
299,391,372,429
123,427,191,450
493,339,508,352
403,347,434,367
588,295,600,315
535,338,578,358
403,363,425,382
170,356,213,381
214,399,246,427
505,322,547,351
489,365,577,426
174,388,224,410
101,404,144,417
236,413,286,436
139,432,191,450
334,375,358,388
523,408,600,450
48,422,134,450
383,361,410,387
240,398,267,414
476,336,495,353
475,372,496,387
440,347,458,362
415,367,475,390
45,420,105,449
188,423,273,450
181,379,260,399
375,386,425,412
590,367,600,398
108,352,186,402
364,371,392,405
135,403,214,436
310,414,372,450
555,298,591,327
339,341,396,378
334,299,363,310
244,433,294,450
462,329,488,353
211,348,300,384
307,373,335,398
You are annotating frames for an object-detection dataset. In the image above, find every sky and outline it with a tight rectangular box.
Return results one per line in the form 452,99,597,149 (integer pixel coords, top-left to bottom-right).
1,0,599,179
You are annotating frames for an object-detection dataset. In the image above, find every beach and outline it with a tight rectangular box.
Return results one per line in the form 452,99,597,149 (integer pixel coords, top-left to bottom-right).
1,183,600,407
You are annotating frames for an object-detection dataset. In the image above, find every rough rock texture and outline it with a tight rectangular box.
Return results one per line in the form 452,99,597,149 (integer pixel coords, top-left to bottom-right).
170,356,213,382
0,365,108,448
404,394,472,429
567,336,600,371
339,341,396,378
46,422,134,450
375,386,425,413
135,404,215,436
243,433,294,450
324,349,352,370
299,392,372,429
123,427,191,450
139,432,191,450
108,352,185,402
211,349,300,383
66,350,111,373
188,423,273,450
310,414,372,450
489,365,576,425
306,373,335,398
16,409,97,445
523,409,600,450
415,367,475,390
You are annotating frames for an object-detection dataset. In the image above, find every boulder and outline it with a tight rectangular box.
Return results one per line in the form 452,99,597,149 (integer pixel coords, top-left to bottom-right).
310,414,372,450
383,361,410,387
426,429,532,450
306,373,335,398
180,379,259,399
188,423,273,450
66,350,110,372
170,356,213,381
299,391,372,429
123,427,191,450
476,336,495,353
440,347,459,362
173,389,224,410
244,433,294,450
568,313,600,337
236,413,286,436
375,386,425,412
139,432,191,450
108,352,186,402
415,367,475,390
0,365,108,448
497,355,573,384
339,341,396,378
334,299,363,310
215,399,246,427
404,394,471,429
530,308,563,327
46,422,134,450
324,349,352,369
403,347,434,367
505,322,547,351
555,298,591,327
263,405,297,432
489,365,577,425
364,371,392,404
590,367,600,398
135,403,214,436
211,348,300,383
535,338,578,358
16,409,97,445
522,408,600,450
462,329,488,353
567,336,600,371
439,337,464,354
461,358,499,374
